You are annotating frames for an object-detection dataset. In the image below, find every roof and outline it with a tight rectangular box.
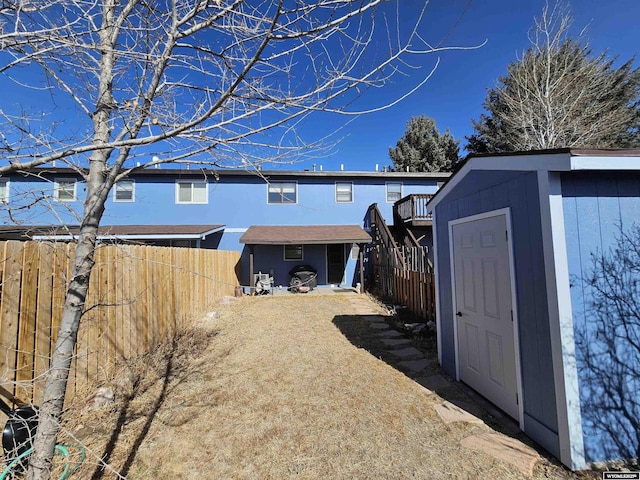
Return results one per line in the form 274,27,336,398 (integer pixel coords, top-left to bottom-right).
467,147,640,159
239,225,371,245
23,167,451,181
0,224,224,240
427,148,640,213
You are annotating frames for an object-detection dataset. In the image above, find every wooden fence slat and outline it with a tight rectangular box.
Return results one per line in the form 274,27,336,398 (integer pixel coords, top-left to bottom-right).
16,242,39,401
165,248,176,338
34,243,54,404
0,241,24,400
107,247,117,377
119,247,131,361
148,247,159,346
135,245,148,356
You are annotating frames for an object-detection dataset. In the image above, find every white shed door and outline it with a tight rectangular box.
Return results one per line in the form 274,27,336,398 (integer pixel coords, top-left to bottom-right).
452,213,518,419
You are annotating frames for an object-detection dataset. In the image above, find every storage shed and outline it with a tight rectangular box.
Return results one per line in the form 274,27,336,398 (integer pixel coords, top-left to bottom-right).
426,148,640,470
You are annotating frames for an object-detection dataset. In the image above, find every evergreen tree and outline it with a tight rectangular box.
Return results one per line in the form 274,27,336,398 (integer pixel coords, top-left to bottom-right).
466,4,640,154
389,115,460,172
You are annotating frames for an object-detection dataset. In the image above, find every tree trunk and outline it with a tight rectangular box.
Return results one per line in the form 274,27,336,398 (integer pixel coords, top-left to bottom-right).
25,231,98,480
26,157,108,480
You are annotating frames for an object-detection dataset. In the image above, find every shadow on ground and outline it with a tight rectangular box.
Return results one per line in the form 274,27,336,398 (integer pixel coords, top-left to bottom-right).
332,312,588,479
85,328,220,479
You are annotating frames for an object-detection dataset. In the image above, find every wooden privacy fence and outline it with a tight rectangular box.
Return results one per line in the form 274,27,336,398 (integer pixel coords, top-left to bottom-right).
0,241,241,405
370,249,436,323
392,268,435,322
365,205,437,323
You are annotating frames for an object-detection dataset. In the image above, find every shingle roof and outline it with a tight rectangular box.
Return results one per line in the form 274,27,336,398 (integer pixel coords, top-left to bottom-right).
90,225,224,237
239,225,371,245
0,225,224,240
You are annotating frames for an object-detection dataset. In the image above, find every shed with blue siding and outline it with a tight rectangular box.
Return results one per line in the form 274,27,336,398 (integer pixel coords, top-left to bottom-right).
426,148,640,470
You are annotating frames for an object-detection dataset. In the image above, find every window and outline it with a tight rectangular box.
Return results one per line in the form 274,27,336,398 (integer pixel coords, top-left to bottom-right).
268,182,297,204
176,180,207,204
0,179,8,203
386,182,402,203
284,244,303,261
55,178,77,202
335,182,353,203
114,180,135,202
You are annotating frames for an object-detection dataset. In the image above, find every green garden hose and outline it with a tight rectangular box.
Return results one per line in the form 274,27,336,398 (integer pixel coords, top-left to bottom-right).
1,444,85,480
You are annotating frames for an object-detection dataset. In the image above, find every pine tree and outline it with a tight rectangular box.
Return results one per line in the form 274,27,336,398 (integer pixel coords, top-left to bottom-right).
389,115,460,172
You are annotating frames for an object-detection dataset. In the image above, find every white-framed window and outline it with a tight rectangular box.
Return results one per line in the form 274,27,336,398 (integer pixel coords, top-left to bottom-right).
284,244,303,261
114,180,135,202
386,182,402,203
268,182,297,204
0,179,8,203
176,180,207,204
54,178,77,202
335,182,353,203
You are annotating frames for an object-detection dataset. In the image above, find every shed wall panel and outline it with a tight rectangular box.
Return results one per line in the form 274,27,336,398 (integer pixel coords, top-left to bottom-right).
435,170,560,456
562,171,640,464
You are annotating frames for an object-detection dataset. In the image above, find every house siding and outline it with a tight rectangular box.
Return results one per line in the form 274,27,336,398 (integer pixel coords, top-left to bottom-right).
244,243,350,288
562,171,640,464
2,169,444,288
2,171,440,233
434,170,560,457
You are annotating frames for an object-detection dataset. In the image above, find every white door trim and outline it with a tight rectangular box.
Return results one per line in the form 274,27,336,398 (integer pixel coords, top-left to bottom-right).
432,209,443,365
448,207,524,429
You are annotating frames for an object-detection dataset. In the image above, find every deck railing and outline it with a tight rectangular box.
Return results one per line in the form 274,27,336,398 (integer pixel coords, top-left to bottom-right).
394,194,434,223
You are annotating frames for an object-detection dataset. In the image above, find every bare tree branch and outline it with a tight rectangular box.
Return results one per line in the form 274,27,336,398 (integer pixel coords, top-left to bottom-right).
0,2,479,478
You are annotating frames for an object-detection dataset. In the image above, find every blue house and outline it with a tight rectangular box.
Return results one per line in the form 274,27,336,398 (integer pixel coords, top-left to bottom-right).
426,148,640,469
0,166,448,289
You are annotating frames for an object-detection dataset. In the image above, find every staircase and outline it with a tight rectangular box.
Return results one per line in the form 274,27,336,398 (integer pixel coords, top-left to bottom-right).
364,201,436,321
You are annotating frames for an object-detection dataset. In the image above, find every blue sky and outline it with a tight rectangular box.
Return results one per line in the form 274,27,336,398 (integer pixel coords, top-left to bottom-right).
1,1,638,174
298,0,640,172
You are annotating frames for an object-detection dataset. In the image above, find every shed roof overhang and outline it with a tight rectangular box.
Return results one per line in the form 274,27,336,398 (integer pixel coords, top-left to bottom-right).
426,148,640,213
20,224,225,241
239,225,371,245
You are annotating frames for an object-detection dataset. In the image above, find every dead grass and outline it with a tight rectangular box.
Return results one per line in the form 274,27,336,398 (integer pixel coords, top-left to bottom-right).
54,294,598,479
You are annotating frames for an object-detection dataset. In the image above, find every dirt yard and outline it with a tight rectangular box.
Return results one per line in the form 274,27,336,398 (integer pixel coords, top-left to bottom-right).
61,293,600,479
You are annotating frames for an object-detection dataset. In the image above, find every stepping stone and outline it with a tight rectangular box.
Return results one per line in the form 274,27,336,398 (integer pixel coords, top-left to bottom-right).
380,338,411,347
389,346,422,358
415,375,450,393
369,322,390,330
398,359,431,372
376,330,403,338
460,433,539,477
435,401,484,425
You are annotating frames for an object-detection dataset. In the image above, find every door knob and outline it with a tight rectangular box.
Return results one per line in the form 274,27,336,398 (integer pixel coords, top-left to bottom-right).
456,311,463,317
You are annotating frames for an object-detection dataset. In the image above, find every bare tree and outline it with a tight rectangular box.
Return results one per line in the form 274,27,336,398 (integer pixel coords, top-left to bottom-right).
466,2,640,153
0,1,472,478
